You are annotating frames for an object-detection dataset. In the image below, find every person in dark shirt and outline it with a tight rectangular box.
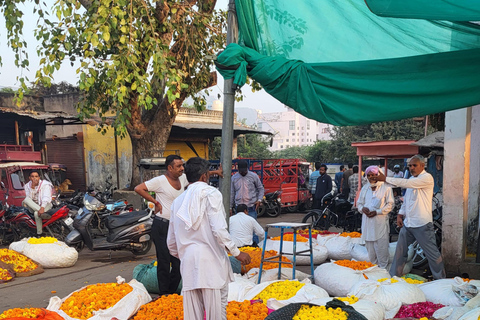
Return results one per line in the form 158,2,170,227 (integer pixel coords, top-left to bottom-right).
334,165,345,189
313,164,332,209
340,163,354,198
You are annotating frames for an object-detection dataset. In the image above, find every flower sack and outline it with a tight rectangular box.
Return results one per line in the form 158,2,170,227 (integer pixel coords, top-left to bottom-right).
418,277,479,307
0,261,15,283
325,234,362,260
10,238,78,268
314,261,390,297
264,300,368,320
132,260,182,294
261,239,328,265
0,308,65,320
47,278,151,320
0,248,44,277
309,296,386,320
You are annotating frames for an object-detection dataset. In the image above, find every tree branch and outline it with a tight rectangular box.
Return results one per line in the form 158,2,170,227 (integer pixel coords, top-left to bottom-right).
78,0,93,10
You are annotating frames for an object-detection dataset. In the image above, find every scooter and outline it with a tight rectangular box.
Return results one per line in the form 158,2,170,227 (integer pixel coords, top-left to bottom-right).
257,190,283,218
65,193,153,255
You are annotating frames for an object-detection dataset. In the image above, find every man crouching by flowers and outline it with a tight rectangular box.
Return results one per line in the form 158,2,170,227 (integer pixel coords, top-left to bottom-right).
167,157,251,320
357,165,394,269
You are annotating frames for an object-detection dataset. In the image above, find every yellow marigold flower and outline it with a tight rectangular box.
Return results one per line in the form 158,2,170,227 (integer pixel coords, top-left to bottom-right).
294,305,348,320
0,308,44,319
336,295,359,304
0,248,38,273
254,280,305,304
28,236,58,244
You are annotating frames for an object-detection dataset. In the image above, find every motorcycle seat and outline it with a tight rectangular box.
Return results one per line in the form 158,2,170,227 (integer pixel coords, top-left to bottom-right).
106,210,150,229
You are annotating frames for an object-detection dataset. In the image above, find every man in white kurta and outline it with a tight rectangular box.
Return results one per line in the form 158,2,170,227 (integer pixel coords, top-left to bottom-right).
357,166,394,268
167,157,251,320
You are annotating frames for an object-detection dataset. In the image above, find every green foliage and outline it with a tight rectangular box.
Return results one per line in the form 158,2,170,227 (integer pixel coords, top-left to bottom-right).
273,145,310,161
210,133,273,160
1,0,226,138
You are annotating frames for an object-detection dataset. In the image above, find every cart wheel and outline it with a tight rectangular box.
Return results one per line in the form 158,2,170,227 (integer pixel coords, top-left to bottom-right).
286,205,298,213
257,203,266,217
299,198,313,212
266,203,281,217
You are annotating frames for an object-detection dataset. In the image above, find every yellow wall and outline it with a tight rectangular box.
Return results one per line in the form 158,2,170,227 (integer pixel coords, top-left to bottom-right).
165,141,209,160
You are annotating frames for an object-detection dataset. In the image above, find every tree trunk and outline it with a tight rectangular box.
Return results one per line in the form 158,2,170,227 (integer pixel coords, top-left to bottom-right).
128,104,177,190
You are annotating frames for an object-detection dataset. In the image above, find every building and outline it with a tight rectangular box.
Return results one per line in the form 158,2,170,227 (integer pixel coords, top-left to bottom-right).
257,107,332,151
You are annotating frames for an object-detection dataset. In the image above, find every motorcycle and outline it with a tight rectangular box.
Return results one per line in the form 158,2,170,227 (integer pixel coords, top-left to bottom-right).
64,193,153,255
257,190,283,218
0,182,73,242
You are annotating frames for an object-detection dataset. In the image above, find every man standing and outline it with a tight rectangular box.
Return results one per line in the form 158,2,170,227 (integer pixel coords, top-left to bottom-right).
167,157,251,320
348,165,360,203
230,160,264,219
375,155,446,279
393,165,404,178
334,165,345,190
134,154,187,296
309,162,321,195
313,164,332,209
23,170,54,235
230,204,265,248
340,163,353,198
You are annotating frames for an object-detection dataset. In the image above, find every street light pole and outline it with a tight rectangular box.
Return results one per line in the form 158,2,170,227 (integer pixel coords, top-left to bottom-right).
219,0,238,220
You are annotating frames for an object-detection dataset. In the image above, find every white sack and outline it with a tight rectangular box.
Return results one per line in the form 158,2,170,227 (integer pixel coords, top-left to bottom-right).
433,288,480,320
350,244,370,262
261,239,328,265
228,274,256,302
348,277,426,319
388,242,415,264
309,297,386,320
314,262,390,297
386,259,414,276
244,267,310,283
325,236,362,260
10,238,78,268
458,307,480,320
419,277,478,307
47,279,152,320
266,284,329,310
316,234,338,246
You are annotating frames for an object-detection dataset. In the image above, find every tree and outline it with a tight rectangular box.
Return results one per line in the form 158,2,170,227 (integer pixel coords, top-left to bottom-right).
273,145,311,161
210,134,273,160
2,0,226,188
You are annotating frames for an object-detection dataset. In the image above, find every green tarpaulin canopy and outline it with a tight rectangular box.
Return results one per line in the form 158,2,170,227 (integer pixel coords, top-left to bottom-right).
216,0,480,126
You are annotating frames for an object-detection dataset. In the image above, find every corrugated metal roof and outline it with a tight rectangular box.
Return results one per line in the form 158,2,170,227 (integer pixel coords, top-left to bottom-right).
0,162,49,168
0,108,79,121
173,122,272,135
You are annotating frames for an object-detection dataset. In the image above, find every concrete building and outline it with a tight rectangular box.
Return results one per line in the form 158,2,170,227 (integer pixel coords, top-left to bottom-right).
257,107,332,151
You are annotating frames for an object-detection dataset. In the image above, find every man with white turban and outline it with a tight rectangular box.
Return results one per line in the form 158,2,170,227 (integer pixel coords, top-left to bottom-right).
167,157,251,320
357,165,394,268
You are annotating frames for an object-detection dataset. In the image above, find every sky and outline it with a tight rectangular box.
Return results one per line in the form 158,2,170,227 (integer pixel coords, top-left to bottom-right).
0,0,286,114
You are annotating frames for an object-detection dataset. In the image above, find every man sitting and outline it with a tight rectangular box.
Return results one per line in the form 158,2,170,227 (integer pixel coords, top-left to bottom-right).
229,204,265,248
23,170,54,235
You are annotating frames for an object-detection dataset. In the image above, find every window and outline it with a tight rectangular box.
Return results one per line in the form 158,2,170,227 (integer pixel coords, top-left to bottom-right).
301,132,304,136
286,139,289,142
302,127,304,130
292,132,295,136
297,127,299,130
307,121,310,129
258,123,263,130
302,139,304,142
307,133,309,136
280,145,284,149
289,121,295,130
322,128,328,134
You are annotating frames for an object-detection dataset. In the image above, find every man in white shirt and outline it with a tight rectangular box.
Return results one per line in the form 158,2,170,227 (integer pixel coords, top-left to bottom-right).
23,170,54,235
134,154,187,295
167,157,251,320
375,155,446,279
230,204,265,248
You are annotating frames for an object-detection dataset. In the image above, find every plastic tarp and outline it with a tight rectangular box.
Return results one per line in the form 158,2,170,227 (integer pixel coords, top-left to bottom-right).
365,0,480,21
216,0,480,126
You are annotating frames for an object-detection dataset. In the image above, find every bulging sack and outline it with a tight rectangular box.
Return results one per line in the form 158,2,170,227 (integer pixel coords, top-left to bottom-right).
419,277,479,307
262,239,328,265
325,235,362,260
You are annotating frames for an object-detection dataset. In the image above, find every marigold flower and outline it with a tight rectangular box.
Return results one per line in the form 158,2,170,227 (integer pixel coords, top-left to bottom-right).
334,260,375,270
236,247,292,272
60,283,132,319
254,280,305,304
0,267,13,281
293,305,348,320
132,293,183,320
0,248,38,273
227,300,268,319
0,307,44,319
28,236,58,244
339,232,361,238
271,234,308,242
336,295,359,304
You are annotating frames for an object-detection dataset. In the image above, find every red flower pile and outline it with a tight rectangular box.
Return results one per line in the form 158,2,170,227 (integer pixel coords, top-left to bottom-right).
395,301,444,319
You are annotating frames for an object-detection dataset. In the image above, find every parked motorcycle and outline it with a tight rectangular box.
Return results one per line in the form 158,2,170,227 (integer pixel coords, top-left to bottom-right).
257,190,283,218
65,194,153,255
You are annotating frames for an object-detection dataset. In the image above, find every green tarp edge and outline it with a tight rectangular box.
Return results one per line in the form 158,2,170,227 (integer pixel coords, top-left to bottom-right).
365,0,480,21
216,43,480,126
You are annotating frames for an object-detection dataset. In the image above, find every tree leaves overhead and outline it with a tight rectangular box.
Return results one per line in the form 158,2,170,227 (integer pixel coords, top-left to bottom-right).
1,0,226,138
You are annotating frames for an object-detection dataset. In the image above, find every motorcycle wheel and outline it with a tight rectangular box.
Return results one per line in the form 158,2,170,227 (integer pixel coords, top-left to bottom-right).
299,198,313,212
13,223,36,242
132,239,153,256
48,222,71,241
266,203,281,217
257,203,266,217
286,205,298,213
412,240,428,268
73,241,85,252
302,211,320,229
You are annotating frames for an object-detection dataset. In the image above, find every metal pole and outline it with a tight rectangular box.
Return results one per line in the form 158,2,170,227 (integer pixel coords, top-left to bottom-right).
219,0,238,219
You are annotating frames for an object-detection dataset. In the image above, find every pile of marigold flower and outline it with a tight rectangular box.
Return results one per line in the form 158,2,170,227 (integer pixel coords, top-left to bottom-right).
239,247,292,272
293,305,348,320
132,293,183,320
60,283,133,319
0,308,44,319
254,280,305,303
227,300,269,320
334,260,375,270
377,277,424,284
339,232,361,238
28,236,58,244
271,234,308,242
336,295,359,304
0,267,13,282
0,248,39,273
394,301,444,319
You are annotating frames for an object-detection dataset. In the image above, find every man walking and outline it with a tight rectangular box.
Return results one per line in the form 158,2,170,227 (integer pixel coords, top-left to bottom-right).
23,170,54,235
340,163,353,198
134,154,187,296
313,164,332,209
230,160,264,219
334,165,345,190
309,162,321,195
375,155,446,279
167,157,251,320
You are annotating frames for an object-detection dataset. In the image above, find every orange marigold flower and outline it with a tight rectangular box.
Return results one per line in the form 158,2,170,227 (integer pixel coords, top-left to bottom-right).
334,260,375,270
271,234,308,242
0,249,38,273
339,232,362,238
238,248,292,272
133,294,183,320
0,307,44,319
227,300,268,319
